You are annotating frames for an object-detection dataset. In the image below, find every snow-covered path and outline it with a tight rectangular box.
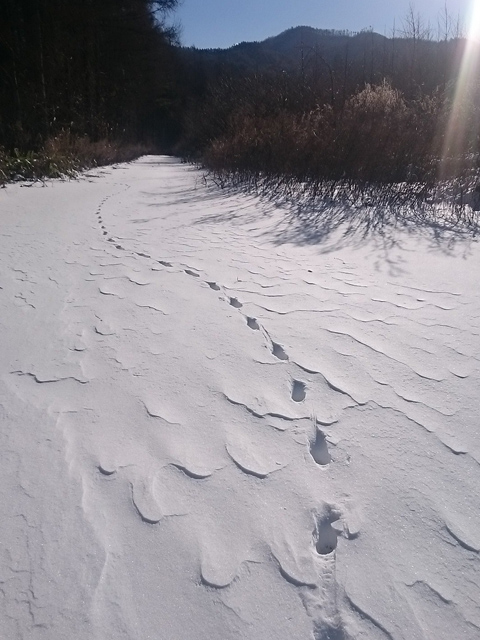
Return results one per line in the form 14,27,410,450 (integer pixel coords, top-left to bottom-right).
1,156,480,640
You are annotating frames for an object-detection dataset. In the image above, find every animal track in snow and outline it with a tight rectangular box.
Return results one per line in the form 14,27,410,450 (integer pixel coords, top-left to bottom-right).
246,316,260,330
158,260,172,267
185,269,200,277
229,297,242,308
272,341,288,360
291,379,306,402
207,281,221,291
314,512,339,555
310,428,331,466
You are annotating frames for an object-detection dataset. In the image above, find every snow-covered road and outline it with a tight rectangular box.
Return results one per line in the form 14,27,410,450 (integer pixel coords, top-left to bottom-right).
1,156,480,640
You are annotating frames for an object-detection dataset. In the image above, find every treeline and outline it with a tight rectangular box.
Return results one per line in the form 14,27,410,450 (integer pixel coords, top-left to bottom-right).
177,17,480,202
0,0,181,158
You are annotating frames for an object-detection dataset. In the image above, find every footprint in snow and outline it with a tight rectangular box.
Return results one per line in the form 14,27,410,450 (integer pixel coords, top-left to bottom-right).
315,513,339,555
207,281,221,291
272,341,288,360
292,380,306,402
158,260,172,267
246,316,260,330
310,429,331,466
185,269,200,277
229,297,242,308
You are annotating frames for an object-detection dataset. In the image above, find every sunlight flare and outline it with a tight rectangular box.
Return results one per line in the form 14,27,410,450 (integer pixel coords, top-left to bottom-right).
440,0,480,180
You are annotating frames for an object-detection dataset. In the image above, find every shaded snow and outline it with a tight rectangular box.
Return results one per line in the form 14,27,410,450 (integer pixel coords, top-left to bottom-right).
1,156,480,640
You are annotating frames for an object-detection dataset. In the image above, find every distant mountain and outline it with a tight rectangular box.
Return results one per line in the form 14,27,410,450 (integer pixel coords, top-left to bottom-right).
180,25,391,74
261,25,387,57
178,24,465,102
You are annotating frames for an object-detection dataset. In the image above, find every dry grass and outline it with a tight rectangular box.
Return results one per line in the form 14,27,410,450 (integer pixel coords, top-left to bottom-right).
0,132,151,184
203,82,446,185
196,80,480,221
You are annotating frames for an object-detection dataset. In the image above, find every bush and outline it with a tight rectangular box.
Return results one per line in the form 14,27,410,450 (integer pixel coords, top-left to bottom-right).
202,81,446,186
0,133,150,184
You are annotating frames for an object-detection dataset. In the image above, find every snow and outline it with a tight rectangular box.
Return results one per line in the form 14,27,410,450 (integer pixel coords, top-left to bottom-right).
1,155,480,640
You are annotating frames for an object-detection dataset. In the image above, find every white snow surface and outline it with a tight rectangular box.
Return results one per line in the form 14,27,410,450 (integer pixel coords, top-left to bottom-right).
1,156,480,640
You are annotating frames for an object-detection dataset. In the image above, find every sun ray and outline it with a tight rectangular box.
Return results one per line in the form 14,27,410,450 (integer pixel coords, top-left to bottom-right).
439,1,480,181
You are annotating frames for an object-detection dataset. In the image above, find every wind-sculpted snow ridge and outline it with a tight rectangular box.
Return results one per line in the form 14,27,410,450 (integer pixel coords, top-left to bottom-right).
1,156,480,640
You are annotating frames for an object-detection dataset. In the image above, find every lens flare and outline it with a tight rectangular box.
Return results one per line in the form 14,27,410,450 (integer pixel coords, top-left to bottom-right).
440,0,480,181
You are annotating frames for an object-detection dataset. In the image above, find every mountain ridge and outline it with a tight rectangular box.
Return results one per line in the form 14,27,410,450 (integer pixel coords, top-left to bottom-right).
179,24,443,76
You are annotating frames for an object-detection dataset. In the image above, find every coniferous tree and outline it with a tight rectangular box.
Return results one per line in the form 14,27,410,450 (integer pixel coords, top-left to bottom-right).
0,0,181,150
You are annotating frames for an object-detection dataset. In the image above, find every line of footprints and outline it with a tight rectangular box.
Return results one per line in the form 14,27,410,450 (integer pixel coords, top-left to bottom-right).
211,283,332,470
196,275,338,555
94,198,339,556
95,200,331,471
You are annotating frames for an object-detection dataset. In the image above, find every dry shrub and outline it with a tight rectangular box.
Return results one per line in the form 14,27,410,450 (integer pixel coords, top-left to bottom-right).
0,132,151,184
203,81,444,188
335,82,435,182
44,132,150,170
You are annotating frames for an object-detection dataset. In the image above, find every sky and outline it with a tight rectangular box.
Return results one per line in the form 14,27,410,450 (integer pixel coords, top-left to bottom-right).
173,0,473,49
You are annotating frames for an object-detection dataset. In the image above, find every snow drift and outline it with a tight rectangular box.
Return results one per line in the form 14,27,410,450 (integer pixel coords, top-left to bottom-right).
1,157,479,640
